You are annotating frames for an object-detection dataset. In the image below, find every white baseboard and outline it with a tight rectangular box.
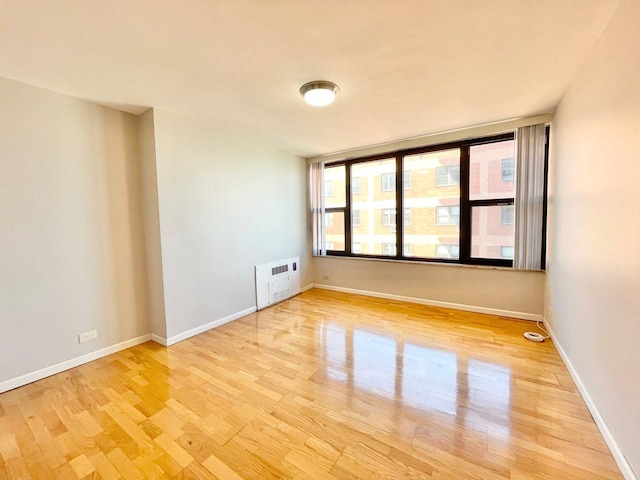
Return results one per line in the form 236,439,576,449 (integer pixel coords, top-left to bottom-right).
300,283,314,293
150,334,168,347
312,284,542,322
152,306,257,347
0,334,152,394
543,318,637,480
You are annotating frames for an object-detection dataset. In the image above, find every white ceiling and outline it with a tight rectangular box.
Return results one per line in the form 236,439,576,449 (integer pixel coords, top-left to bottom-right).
0,0,617,157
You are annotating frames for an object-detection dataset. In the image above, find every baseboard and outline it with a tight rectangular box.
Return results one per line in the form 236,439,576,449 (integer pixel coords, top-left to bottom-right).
543,318,637,480
150,334,168,347
300,283,314,293
312,284,541,322
0,334,152,394
154,306,258,347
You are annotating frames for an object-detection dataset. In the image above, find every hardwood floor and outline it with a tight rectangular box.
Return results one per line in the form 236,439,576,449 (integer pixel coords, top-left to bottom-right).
0,289,622,479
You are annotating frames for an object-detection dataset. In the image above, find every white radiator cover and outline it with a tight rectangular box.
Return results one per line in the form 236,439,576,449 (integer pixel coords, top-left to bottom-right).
255,257,301,310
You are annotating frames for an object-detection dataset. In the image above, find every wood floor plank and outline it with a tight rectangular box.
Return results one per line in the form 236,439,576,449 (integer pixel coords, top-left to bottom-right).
0,289,624,479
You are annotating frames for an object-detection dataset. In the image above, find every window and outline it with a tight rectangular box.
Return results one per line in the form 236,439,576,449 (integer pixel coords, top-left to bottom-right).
502,158,514,182
470,140,516,260
325,212,333,227
323,165,346,252
381,173,394,192
321,130,546,267
435,165,460,186
501,205,514,225
381,208,396,226
436,245,460,259
403,170,411,189
436,206,460,225
326,242,334,250
352,210,361,226
352,176,361,194
381,171,411,191
382,243,396,255
501,246,514,259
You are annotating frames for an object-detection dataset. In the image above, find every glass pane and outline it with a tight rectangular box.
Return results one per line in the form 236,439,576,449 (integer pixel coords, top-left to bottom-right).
469,140,516,201
351,158,396,256
403,149,460,259
325,211,345,251
471,205,514,259
324,165,346,208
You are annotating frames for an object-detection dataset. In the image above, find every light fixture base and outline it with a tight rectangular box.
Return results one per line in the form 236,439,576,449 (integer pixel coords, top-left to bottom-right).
300,80,339,107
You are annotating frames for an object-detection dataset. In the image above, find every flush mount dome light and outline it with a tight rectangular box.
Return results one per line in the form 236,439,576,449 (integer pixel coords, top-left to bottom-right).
300,81,339,106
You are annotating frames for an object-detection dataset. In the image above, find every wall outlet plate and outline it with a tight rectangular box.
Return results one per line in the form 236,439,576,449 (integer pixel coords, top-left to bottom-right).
78,330,98,343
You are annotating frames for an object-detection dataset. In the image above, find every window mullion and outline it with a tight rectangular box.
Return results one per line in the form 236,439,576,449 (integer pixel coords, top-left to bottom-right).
396,155,403,258
459,145,471,262
345,163,352,255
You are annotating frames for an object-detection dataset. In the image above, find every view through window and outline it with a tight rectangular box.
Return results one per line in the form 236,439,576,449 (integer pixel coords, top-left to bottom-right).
323,134,518,266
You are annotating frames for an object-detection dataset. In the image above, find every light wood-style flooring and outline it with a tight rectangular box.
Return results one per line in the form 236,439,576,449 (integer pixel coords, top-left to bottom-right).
0,289,623,479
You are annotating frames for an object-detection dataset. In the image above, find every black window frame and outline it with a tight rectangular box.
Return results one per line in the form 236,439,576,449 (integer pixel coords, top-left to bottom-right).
323,131,548,268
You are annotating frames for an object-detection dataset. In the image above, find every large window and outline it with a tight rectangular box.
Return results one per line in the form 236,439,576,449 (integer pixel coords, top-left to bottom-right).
321,132,536,266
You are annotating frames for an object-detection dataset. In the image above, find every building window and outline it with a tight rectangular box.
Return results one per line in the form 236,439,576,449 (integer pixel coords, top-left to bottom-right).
326,242,334,250
436,244,460,259
502,158,514,182
403,170,411,189
501,205,514,225
381,208,396,226
501,246,514,259
352,210,361,226
382,243,396,255
381,171,411,191
352,176,361,194
325,212,333,227
404,208,411,226
436,206,460,225
403,243,411,256
381,173,394,192
435,165,460,186
324,180,333,196
352,242,362,254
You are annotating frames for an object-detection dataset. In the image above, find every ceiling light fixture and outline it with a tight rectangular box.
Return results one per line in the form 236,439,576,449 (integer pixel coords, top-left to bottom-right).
300,81,339,107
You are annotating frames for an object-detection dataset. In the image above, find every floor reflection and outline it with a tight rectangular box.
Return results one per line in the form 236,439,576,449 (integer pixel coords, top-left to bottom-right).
318,321,512,436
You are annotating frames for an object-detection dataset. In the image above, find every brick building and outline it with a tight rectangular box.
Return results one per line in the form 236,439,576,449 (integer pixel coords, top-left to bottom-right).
324,139,515,260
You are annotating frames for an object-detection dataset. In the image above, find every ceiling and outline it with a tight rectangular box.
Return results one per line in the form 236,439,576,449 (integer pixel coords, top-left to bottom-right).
0,0,617,157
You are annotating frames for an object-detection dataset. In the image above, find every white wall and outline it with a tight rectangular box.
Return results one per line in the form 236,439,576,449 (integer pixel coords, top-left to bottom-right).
547,0,640,476
151,110,311,340
0,78,150,384
314,257,544,317
138,109,168,339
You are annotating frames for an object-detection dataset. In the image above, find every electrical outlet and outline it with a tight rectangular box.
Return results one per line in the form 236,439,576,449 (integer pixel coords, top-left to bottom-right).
78,329,98,343
323,275,329,280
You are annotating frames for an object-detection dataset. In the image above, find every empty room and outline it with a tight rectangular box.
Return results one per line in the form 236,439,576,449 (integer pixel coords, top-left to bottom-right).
0,0,638,479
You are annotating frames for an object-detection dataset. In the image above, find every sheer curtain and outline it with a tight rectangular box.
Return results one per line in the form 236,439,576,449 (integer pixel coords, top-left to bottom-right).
514,124,547,270
310,161,325,256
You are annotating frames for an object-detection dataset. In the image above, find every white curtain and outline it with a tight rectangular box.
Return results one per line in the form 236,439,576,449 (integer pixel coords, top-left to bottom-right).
514,124,547,270
310,161,325,256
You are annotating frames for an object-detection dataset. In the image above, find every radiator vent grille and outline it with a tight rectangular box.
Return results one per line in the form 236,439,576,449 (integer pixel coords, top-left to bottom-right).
271,264,289,275
272,288,290,303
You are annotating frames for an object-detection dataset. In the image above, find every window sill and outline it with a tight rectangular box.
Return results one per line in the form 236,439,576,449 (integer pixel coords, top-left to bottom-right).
314,254,545,273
